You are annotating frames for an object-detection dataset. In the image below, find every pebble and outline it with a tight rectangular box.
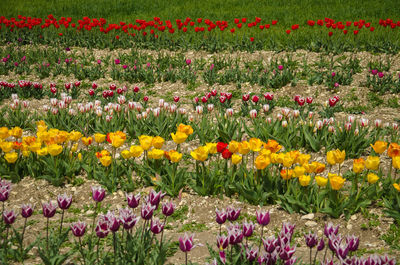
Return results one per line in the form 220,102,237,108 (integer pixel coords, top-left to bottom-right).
350,215,357,220
305,221,318,227
301,213,315,220
346,224,353,230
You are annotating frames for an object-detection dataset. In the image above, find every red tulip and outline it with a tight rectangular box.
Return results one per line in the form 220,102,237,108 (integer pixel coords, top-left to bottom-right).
222,149,232,159
250,37,254,42
242,94,250,101
173,96,180,102
286,29,291,34
217,142,228,153
328,31,333,37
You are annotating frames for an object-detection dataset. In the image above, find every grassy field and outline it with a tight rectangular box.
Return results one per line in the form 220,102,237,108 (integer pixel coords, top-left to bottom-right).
1,0,399,26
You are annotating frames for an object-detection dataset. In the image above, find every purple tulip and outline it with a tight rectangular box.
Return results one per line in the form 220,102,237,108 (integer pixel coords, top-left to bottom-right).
242,220,255,237
115,59,120,65
378,72,384,78
263,236,278,253
279,244,296,260
97,60,101,65
346,235,359,252
371,69,378,75
95,216,110,238
317,238,325,251
105,211,120,232
119,208,139,230
70,221,86,237
147,190,165,208
256,210,270,226
42,201,57,218
179,233,195,252
335,241,350,259
0,186,10,202
92,186,106,202
162,201,175,217
246,246,258,262
122,64,128,69
216,235,229,250
278,65,284,70
219,251,226,264
126,193,140,209
226,206,241,221
227,224,243,245
150,218,165,234
334,82,339,88
186,59,191,65
324,222,339,238
210,64,214,71
265,251,278,265
57,193,72,210
3,209,17,225
215,208,227,224
304,232,318,248
331,72,336,77
21,204,34,218
141,202,156,220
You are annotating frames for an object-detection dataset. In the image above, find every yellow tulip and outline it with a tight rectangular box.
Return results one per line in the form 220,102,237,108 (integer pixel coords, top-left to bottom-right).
393,183,400,192
315,176,328,187
327,149,345,165
299,175,311,186
232,154,242,165
171,132,188,144
393,156,400,169
282,153,295,168
37,147,48,156
22,150,30,157
353,158,365,174
69,131,82,142
303,163,316,174
0,127,9,139
294,166,306,177
148,149,165,160
259,149,271,157
370,141,387,154
121,150,132,159
170,151,183,163
255,155,270,170
296,154,311,165
48,144,63,156
367,173,379,184
81,137,93,146
329,174,345,190
4,152,18,163
205,143,217,154
177,124,193,135
152,136,165,149
249,138,263,152
190,146,208,162
0,141,14,153
313,162,326,173
365,156,380,171
11,127,23,138
110,135,125,148
99,155,112,167
280,169,293,180
239,141,250,155
228,141,240,153
77,153,82,161
94,133,106,143
71,143,78,153
130,145,144,157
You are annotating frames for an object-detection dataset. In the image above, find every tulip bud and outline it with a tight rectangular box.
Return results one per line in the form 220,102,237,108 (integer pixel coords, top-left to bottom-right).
347,116,355,123
188,115,194,122
252,95,259,103
328,126,335,133
293,110,300,118
92,186,106,202
249,109,257,119
276,113,283,121
308,111,314,119
242,94,250,101
306,97,313,104
282,120,288,128
57,193,72,210
153,108,160,117
207,104,214,112
262,104,270,112
354,129,359,136
3,209,17,225
51,108,59,115
375,119,382,128
159,99,165,108
196,105,203,114
21,204,34,218
265,117,272,124
226,108,234,117
345,122,352,131
393,123,399,130
281,108,290,117
316,120,323,130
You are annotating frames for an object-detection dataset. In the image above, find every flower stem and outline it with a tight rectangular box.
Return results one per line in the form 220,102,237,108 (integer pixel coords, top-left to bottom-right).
310,247,312,265
258,226,264,252
91,202,99,237
20,217,27,257
185,251,188,265
159,216,167,253
59,209,65,235
46,218,49,251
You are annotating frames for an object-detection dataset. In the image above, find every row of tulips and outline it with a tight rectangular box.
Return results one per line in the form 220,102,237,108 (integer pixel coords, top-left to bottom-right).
0,180,396,264
1,120,400,220
2,91,399,158
1,15,400,53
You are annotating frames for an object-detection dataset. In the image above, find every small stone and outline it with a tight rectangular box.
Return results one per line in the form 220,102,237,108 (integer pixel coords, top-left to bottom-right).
350,215,357,221
346,224,353,230
86,210,94,215
71,187,76,192
305,221,317,227
301,213,315,220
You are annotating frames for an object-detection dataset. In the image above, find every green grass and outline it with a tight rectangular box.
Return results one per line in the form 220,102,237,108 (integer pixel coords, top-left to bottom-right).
1,0,399,26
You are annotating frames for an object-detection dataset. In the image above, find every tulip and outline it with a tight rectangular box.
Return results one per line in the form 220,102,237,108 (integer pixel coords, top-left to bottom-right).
3,209,16,225
246,246,258,262
71,221,86,237
371,141,388,154
92,186,106,203
57,193,72,233
148,190,166,208
242,220,255,237
119,208,139,230
126,193,140,209
150,218,165,234
365,156,380,171
227,225,243,245
95,216,110,238
141,202,156,220
367,173,379,184
226,206,241,221
162,201,175,217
